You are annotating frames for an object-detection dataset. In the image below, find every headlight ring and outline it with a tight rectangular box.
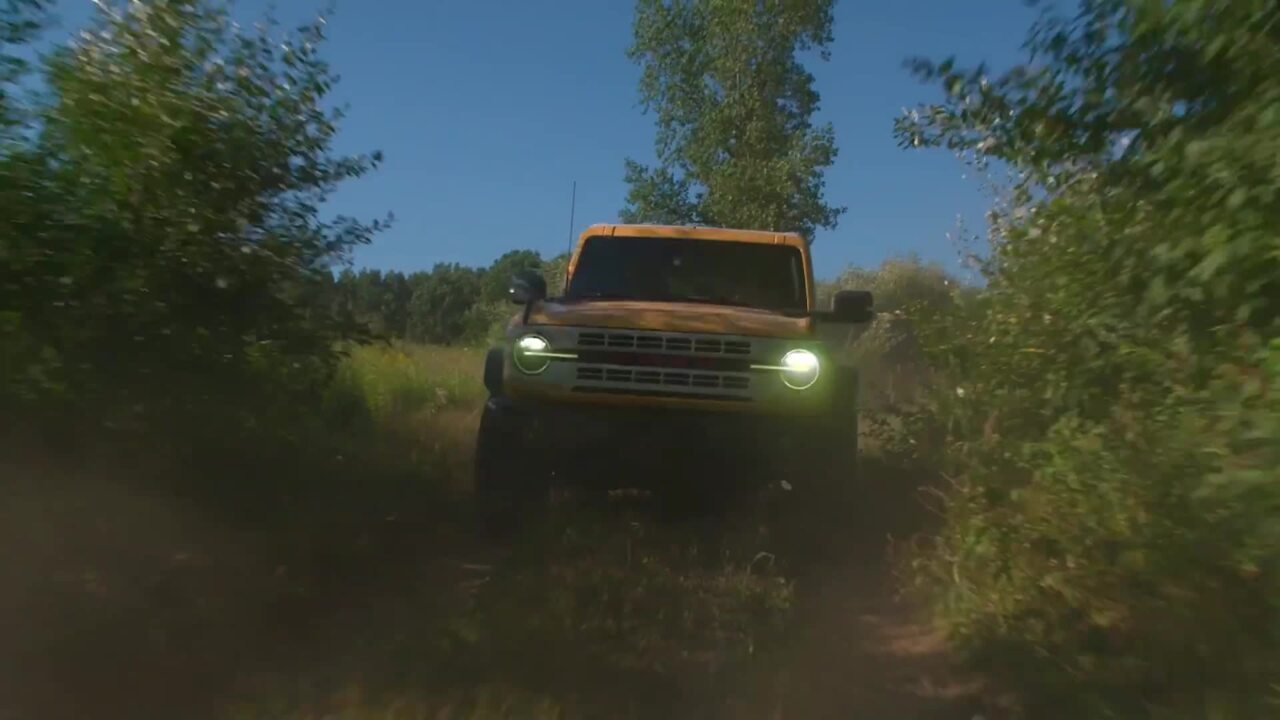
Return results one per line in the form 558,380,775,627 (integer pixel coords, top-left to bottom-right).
780,348,820,390
752,348,821,390
513,334,552,374
513,333,577,375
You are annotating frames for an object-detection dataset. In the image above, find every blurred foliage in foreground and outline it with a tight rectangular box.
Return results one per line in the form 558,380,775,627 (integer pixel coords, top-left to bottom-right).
1,0,386,433
895,0,1280,716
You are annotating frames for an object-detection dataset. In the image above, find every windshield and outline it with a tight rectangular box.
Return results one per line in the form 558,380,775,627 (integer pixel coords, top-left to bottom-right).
565,235,808,312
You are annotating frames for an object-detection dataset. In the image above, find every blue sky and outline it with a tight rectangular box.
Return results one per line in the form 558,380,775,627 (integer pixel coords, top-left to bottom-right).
42,1,1041,280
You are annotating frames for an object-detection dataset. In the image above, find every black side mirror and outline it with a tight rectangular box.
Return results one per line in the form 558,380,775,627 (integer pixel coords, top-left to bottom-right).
509,270,547,305
830,289,874,323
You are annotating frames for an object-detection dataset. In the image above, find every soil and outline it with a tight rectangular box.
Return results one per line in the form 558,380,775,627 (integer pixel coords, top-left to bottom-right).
1,449,1003,720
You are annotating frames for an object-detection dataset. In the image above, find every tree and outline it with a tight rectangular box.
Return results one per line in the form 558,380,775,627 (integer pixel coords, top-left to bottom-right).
481,249,543,304
541,252,571,296
0,1,52,399
1,0,387,413
323,249,547,345
406,264,482,345
381,270,413,336
621,0,844,240
0,0,48,135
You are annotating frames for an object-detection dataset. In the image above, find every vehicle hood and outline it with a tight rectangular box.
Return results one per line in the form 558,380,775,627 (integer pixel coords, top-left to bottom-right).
523,299,813,339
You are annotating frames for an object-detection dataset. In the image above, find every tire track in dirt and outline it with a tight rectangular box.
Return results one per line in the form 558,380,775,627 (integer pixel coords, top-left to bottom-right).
761,458,995,720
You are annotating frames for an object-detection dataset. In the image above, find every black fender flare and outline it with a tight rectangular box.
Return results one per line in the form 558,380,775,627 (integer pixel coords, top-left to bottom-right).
831,364,859,409
483,346,505,396
826,364,860,443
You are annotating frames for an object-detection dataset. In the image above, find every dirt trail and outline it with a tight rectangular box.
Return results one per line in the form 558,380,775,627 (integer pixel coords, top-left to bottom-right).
2,446,997,720
755,459,992,720
780,553,986,719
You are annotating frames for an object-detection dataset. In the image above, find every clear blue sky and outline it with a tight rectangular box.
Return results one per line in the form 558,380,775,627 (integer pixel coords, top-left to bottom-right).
44,1,1041,280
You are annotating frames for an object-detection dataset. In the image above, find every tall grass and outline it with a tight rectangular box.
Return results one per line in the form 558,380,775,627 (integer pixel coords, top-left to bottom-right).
338,342,487,423
327,342,487,494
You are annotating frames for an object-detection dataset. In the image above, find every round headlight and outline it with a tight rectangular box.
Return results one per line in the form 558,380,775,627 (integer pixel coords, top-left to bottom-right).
513,334,552,374
780,349,820,390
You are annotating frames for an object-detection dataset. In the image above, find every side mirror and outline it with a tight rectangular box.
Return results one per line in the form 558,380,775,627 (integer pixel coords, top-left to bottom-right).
830,289,874,323
509,270,547,305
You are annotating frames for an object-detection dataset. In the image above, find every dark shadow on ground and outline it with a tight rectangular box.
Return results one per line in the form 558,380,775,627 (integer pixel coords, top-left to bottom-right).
2,439,993,720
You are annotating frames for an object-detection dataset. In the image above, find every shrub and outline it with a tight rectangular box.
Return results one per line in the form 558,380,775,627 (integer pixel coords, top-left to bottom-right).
1,0,386,428
896,1,1280,715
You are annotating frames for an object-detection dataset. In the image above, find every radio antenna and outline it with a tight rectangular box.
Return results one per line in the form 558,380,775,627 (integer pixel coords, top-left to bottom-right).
563,179,578,294
566,180,577,254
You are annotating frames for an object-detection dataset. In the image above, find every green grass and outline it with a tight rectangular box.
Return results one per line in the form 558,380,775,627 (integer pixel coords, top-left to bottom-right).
338,341,487,423
327,341,488,494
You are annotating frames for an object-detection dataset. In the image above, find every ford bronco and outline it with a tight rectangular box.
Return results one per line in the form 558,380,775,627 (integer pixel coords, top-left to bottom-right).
475,223,874,520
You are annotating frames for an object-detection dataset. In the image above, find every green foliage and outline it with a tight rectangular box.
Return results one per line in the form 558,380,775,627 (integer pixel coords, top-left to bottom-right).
481,249,542,304
541,251,570,296
336,342,484,423
813,255,963,422
406,263,482,345
819,253,960,315
1,0,386,421
333,268,414,337
0,0,48,134
896,1,1280,715
621,0,844,239
328,250,553,347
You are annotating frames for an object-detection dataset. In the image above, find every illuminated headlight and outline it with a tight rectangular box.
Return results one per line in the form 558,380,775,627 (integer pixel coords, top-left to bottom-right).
517,334,548,353
513,334,576,374
777,349,820,389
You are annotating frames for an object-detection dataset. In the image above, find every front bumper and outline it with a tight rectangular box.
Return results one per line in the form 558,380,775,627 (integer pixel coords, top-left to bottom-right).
492,395,812,449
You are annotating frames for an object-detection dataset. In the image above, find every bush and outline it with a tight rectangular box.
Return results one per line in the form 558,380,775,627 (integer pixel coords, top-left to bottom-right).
819,253,960,316
816,256,962,439
896,1,1280,715
1,0,386,429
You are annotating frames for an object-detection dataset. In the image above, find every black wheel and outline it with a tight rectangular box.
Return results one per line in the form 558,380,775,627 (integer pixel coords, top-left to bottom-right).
474,398,549,534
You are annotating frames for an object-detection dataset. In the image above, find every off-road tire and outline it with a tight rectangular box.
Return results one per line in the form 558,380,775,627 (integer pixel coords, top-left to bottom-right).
473,398,549,535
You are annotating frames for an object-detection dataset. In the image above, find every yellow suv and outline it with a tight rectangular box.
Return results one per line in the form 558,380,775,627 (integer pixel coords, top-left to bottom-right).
475,223,874,519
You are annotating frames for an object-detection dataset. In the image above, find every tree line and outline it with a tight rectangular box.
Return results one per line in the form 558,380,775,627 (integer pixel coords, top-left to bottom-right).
326,250,566,346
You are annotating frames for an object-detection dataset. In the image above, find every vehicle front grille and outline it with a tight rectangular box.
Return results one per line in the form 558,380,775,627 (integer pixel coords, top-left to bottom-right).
576,331,751,356
574,364,751,400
